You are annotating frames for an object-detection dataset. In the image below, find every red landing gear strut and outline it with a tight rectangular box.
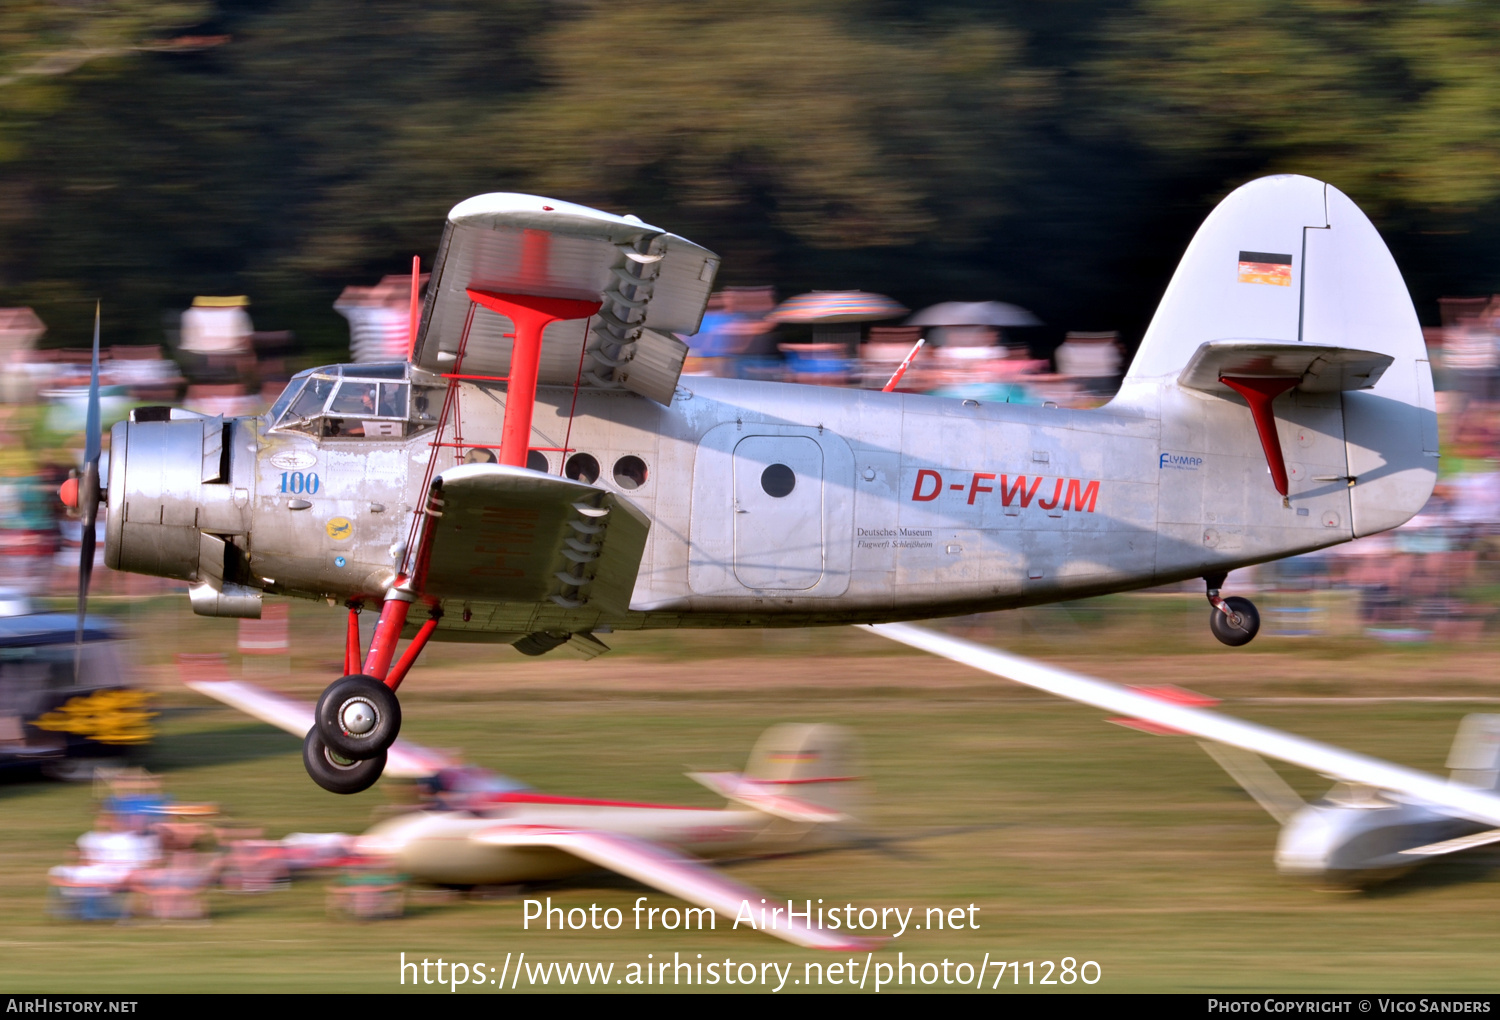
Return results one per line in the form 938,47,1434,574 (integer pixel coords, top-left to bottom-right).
303,288,599,795
305,587,445,795
1204,571,1260,648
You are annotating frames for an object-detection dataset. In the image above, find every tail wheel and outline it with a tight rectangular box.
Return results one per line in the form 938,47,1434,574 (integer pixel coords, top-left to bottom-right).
1209,596,1260,647
303,730,385,795
315,674,401,760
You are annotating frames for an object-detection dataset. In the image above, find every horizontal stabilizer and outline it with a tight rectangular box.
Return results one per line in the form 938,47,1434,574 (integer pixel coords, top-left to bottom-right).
1178,340,1393,394
1108,684,1220,735
471,825,875,951
686,771,848,824
182,678,455,778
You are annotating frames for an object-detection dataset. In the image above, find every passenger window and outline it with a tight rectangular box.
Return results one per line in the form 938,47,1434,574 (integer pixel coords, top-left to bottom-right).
613,455,648,489
761,464,796,497
566,453,600,484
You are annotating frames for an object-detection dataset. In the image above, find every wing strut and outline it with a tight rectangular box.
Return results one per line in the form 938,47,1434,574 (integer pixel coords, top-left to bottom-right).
1220,375,1298,498
465,289,601,468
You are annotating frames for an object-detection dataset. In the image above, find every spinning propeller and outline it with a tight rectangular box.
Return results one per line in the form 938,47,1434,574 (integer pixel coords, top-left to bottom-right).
58,304,103,681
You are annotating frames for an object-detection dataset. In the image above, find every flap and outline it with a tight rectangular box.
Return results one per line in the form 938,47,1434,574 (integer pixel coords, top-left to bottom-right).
422,463,650,614
413,193,719,405
471,825,875,951
1179,340,1394,394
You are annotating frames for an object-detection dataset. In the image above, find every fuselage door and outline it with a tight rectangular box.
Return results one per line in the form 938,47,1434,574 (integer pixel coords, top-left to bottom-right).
733,435,824,590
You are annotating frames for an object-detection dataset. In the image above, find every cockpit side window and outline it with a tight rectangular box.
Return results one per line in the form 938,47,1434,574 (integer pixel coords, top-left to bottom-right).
378,382,406,418
287,376,335,421
329,381,378,416
268,378,304,423
268,366,430,441
411,385,441,422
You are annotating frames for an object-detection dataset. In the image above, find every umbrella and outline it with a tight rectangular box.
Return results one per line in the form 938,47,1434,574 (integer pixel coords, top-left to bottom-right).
906,301,1041,328
767,291,907,324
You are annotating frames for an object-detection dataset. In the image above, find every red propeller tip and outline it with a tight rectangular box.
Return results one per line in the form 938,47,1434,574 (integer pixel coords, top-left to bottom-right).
59,478,79,509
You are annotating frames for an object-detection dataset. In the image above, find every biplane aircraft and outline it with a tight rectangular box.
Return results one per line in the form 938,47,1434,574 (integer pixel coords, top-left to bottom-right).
63,173,1438,793
185,674,871,951
869,623,1500,887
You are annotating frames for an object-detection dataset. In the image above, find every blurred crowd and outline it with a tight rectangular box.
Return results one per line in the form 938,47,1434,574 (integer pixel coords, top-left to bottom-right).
46,765,396,923
681,285,1123,406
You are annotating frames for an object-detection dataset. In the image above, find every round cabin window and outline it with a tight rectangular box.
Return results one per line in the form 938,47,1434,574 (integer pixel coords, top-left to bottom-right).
613,455,648,490
565,453,600,484
526,449,549,473
761,463,796,498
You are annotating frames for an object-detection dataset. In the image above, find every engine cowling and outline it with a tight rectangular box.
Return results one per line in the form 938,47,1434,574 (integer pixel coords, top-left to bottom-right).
105,412,256,605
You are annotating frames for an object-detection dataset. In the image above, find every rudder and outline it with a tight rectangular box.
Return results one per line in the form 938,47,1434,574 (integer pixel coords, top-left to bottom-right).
743,723,864,820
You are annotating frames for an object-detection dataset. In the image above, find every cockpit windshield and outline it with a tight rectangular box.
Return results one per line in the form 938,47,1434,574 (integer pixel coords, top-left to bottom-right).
267,363,437,440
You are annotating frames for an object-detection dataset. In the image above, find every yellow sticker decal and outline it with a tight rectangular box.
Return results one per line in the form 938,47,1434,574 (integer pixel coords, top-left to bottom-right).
326,517,353,541
33,689,157,746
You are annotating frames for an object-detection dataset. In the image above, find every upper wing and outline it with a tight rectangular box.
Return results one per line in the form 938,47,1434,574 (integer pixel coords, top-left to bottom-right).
421,463,650,614
413,193,720,405
864,622,1500,828
472,825,875,952
183,678,455,778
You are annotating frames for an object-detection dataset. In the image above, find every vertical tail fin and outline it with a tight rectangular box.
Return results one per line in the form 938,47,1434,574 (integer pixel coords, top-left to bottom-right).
1448,714,1500,791
1118,174,1435,537
742,723,865,821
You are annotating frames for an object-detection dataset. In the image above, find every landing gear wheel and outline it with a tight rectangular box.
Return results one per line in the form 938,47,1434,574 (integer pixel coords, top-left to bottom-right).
303,730,386,795
1209,596,1260,647
315,674,401,760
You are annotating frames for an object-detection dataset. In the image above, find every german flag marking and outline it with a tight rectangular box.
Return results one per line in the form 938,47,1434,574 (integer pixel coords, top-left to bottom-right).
1238,250,1293,286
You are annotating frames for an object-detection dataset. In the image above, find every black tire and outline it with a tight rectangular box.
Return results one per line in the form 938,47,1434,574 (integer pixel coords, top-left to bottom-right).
303,730,386,795
315,674,401,760
1209,596,1260,647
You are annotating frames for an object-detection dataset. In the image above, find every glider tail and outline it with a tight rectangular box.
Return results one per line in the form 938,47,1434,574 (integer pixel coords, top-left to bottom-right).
743,723,865,821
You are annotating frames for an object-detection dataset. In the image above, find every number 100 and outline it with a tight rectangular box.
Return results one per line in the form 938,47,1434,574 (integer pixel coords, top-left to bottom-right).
279,471,320,494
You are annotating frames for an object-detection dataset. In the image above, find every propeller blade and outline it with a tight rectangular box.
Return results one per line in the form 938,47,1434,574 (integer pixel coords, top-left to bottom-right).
83,302,101,466
74,302,102,681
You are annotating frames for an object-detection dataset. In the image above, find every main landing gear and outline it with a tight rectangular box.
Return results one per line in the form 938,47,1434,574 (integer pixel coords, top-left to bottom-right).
304,591,442,794
1204,572,1260,647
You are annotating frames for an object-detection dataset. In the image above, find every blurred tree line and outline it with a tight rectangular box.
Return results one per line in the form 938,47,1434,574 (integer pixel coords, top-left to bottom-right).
4,0,1500,356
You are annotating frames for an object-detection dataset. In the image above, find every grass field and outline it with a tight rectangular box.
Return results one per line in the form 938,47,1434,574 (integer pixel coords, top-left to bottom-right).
3,595,1499,993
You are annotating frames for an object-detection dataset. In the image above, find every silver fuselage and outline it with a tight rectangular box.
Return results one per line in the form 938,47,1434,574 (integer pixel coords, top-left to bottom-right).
105,372,1395,639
